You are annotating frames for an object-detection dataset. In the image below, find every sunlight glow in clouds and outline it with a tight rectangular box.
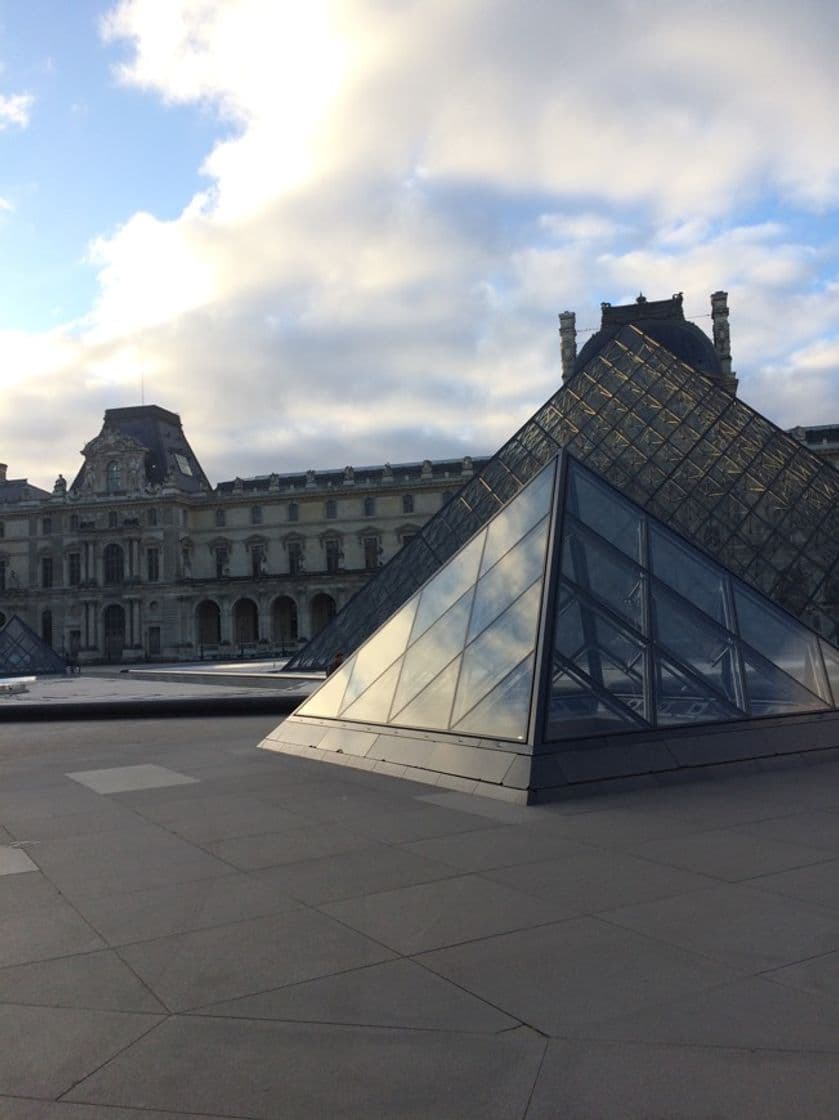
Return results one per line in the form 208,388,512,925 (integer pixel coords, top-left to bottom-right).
3,0,839,488
0,91,33,129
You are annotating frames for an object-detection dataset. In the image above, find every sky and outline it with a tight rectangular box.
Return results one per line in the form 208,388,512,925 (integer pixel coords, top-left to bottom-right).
3,0,839,490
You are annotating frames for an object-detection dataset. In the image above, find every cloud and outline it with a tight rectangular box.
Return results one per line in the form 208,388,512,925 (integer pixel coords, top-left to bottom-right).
0,91,33,129
6,0,839,491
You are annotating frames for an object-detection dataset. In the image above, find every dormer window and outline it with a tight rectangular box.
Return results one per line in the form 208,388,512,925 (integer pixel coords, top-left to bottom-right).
106,461,121,493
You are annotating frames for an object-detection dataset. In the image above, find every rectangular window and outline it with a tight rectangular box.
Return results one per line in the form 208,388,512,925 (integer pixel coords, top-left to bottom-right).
41,556,54,589
0,559,5,591
325,499,337,519
251,506,263,525
148,626,161,656
42,516,52,534
68,552,81,586
288,541,303,574
215,548,228,579
363,535,380,570
325,538,341,573
147,548,160,582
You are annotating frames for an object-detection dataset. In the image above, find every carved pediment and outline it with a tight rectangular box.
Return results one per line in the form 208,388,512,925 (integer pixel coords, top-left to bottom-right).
82,427,148,459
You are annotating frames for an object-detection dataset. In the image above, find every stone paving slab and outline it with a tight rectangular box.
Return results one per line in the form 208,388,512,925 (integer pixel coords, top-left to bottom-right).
0,713,838,1118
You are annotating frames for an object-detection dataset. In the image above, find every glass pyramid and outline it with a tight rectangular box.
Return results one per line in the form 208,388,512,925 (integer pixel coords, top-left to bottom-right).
289,323,839,671
297,459,559,741
296,453,839,746
0,614,67,676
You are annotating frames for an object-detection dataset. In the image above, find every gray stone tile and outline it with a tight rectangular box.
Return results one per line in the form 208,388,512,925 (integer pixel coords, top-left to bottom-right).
0,844,38,875
767,948,839,1004
537,805,703,847
341,803,495,844
0,1101,234,1120
254,844,457,905
747,857,839,912
0,784,107,820
485,850,716,913
0,869,63,911
66,764,199,794
0,898,105,969
206,823,376,869
732,810,839,853
526,1038,839,1119
418,917,741,1035
604,883,839,971
0,949,165,1012
0,1003,161,1098
627,826,833,881
127,793,307,843
71,871,302,946
402,822,595,873
117,908,396,1011
203,958,518,1032
66,1014,545,1119
2,802,141,842
416,790,552,823
581,974,839,1050
322,873,569,955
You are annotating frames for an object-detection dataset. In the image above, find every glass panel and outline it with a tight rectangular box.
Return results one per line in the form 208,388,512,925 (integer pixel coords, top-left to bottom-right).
390,592,473,716
468,517,549,643
545,662,644,739
451,581,542,725
652,585,741,706
818,640,839,708
741,651,829,717
390,656,461,731
556,596,647,720
562,524,644,631
452,655,534,741
339,599,418,712
733,584,829,701
479,458,556,576
410,532,485,643
655,655,742,727
649,525,729,626
341,661,402,723
297,657,355,718
567,462,642,561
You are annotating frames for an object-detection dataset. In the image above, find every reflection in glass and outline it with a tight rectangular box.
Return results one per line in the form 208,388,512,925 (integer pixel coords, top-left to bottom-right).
652,585,741,706
297,656,354,718
562,525,644,631
341,661,402,723
546,663,642,738
649,526,728,625
555,593,646,720
410,532,484,643
453,655,534,740
741,651,829,717
340,599,418,711
567,462,642,561
468,518,549,642
391,656,461,731
819,640,839,707
479,459,556,575
391,593,473,716
451,581,542,725
655,656,742,726
733,585,828,701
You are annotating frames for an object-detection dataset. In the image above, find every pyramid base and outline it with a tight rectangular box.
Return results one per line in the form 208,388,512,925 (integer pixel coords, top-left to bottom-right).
259,709,839,804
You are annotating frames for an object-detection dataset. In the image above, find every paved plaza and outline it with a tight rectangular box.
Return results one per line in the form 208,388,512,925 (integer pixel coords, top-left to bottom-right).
1,710,839,1117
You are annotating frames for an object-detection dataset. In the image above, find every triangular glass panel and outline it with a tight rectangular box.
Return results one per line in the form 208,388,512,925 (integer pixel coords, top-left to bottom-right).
479,459,557,576
741,649,830,718
561,523,645,631
0,615,66,676
733,584,830,702
339,599,418,712
341,660,402,723
410,532,485,644
567,462,642,562
651,584,741,707
819,639,839,707
297,656,354,718
390,591,473,716
655,654,743,726
545,660,645,739
452,654,534,741
649,524,729,627
451,580,543,725
390,656,461,731
467,516,550,643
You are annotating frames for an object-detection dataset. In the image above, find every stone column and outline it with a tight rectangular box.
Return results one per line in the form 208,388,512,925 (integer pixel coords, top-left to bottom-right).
711,290,738,393
559,310,577,382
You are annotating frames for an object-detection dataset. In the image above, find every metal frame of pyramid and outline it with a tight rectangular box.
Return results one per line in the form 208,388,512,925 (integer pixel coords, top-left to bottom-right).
287,324,839,673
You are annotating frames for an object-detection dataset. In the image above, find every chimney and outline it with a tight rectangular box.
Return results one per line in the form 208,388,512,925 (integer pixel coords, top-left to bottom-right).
0,463,6,483
559,310,577,382
711,290,737,392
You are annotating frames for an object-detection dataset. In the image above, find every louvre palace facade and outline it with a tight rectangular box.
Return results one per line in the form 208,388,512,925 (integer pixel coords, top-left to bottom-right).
0,406,487,664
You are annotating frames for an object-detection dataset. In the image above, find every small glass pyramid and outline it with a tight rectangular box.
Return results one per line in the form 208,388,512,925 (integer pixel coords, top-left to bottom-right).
0,614,67,676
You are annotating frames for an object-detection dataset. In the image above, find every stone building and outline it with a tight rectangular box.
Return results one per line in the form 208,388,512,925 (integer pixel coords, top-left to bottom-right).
0,405,486,664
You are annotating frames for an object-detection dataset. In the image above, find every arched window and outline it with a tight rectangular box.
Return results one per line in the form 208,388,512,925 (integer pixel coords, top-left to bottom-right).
402,493,414,514
106,461,121,493
103,543,124,585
